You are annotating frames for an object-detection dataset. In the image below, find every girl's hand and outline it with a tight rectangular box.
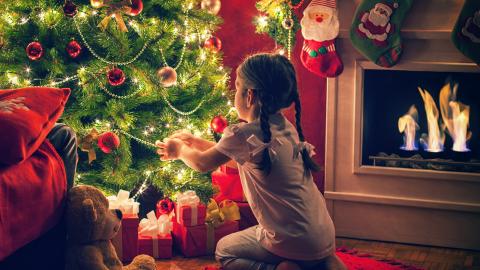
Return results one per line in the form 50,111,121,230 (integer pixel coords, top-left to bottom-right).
156,138,185,161
168,130,195,146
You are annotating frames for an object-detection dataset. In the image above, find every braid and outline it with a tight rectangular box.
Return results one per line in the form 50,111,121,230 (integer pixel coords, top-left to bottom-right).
294,94,320,172
259,106,272,175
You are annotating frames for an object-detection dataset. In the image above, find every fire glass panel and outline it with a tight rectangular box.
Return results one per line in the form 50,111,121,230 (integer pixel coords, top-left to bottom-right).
362,69,479,172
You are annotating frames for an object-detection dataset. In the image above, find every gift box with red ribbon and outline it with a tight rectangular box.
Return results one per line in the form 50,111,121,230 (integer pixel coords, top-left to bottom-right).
212,165,246,203
108,190,140,263
138,233,172,259
138,211,173,259
175,190,207,227
172,220,239,257
172,199,240,257
111,214,139,263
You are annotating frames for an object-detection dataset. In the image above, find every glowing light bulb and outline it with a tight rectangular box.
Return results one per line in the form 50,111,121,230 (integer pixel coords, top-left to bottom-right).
19,17,28,24
133,78,139,84
143,130,149,135
95,119,101,124
279,49,285,55
165,123,171,128
257,16,268,28
227,100,232,106
25,67,31,73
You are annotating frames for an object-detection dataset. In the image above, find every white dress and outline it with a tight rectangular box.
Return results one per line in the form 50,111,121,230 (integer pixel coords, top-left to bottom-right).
214,113,335,260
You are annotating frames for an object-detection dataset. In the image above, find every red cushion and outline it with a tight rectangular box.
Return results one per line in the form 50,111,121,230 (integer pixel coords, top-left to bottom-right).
0,140,67,260
0,87,70,165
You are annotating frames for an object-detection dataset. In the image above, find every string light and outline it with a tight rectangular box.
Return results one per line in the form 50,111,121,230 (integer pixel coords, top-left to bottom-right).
257,16,268,29
73,16,151,66
19,17,29,24
161,92,205,116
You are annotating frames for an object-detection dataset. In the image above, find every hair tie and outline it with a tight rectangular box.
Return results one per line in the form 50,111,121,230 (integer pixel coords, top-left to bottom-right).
294,141,316,159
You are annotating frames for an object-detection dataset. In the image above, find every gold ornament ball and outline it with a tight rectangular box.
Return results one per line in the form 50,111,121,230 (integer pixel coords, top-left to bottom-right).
90,0,104,8
282,17,294,30
157,66,177,88
201,0,221,15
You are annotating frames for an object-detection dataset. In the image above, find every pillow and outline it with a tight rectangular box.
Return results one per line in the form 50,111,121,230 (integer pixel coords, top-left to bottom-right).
0,87,71,165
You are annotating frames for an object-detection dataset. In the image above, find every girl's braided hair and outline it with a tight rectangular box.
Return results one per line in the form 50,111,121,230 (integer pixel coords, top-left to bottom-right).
237,53,320,174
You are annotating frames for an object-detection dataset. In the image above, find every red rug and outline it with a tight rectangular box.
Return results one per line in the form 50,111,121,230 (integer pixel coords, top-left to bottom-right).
203,247,423,270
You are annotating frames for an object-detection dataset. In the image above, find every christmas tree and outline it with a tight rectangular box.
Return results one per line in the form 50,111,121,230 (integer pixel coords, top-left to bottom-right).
253,0,302,59
0,0,233,202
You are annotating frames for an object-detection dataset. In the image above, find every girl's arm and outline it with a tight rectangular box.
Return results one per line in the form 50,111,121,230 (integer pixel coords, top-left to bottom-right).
167,131,237,168
157,139,231,173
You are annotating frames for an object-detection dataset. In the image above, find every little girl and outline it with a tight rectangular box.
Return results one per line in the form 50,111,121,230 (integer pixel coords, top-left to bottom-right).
156,53,346,270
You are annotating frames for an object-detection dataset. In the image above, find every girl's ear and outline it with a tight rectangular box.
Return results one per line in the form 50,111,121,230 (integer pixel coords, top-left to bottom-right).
246,89,256,108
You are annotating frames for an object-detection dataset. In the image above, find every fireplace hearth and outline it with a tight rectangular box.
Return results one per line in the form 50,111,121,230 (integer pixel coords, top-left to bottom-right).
325,0,480,251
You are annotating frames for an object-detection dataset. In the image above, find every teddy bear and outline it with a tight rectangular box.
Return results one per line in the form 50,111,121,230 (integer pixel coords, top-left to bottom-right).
65,185,157,270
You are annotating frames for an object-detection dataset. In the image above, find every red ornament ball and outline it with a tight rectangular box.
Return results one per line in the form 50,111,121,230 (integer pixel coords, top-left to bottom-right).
157,66,177,87
127,0,143,16
97,132,120,154
66,40,82,58
156,197,174,218
63,0,78,17
26,41,44,61
107,68,126,86
204,36,222,52
210,115,228,133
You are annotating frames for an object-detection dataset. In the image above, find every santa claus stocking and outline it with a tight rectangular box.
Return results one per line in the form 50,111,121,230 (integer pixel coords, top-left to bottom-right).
300,0,343,78
452,0,480,65
350,0,412,67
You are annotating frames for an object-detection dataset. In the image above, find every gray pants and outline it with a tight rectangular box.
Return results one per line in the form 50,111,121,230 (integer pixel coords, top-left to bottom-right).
46,123,78,190
215,226,329,270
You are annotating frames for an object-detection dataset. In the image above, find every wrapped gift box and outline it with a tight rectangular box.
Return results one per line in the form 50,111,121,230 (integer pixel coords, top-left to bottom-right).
212,165,246,203
108,190,140,263
138,210,173,259
236,202,258,230
138,233,172,259
111,214,139,263
172,221,239,257
175,191,207,227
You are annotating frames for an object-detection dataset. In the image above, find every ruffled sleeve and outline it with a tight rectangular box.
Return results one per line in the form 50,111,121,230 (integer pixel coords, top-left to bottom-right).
214,124,250,165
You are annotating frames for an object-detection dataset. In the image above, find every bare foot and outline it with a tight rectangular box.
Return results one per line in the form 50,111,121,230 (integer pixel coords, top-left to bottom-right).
276,260,302,270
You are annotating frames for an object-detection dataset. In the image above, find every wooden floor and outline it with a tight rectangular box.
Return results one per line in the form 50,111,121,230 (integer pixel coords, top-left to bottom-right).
155,237,480,270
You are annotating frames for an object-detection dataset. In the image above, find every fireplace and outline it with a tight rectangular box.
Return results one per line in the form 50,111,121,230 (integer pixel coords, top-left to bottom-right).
325,0,480,251
359,63,480,173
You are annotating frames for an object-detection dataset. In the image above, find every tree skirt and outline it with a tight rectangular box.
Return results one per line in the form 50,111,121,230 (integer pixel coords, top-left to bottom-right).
203,247,423,270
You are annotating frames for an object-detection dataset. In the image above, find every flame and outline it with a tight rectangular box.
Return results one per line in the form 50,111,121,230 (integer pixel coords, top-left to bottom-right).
418,87,445,152
398,105,419,151
439,83,471,152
